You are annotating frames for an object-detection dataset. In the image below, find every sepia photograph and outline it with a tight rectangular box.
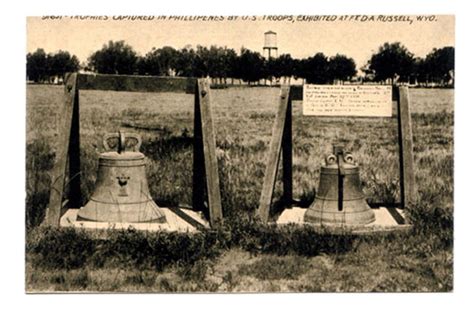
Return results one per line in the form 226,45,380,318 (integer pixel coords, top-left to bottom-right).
25,13,454,293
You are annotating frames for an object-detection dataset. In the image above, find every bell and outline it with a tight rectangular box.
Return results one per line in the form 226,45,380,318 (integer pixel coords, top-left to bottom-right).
304,145,375,226
77,132,166,223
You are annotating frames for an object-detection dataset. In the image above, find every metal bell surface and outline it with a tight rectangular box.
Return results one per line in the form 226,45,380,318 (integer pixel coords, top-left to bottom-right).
304,146,375,226
77,132,166,223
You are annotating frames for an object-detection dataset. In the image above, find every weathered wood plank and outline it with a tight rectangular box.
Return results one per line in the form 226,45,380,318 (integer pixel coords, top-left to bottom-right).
68,88,81,208
45,73,78,226
282,88,293,206
397,86,416,207
76,73,196,93
192,83,206,212
197,79,223,227
257,86,291,222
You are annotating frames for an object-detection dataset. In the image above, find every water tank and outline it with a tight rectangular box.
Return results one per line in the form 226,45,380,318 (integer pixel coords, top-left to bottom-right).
264,31,277,49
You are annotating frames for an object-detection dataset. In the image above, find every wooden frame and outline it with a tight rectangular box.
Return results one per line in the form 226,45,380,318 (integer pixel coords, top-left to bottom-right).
257,84,415,222
45,73,223,228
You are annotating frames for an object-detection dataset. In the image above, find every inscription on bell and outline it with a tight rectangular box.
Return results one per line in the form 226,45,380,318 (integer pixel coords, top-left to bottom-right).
117,175,130,196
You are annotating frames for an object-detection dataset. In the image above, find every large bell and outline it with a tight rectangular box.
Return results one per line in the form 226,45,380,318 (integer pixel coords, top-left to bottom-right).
304,145,375,226
77,132,166,223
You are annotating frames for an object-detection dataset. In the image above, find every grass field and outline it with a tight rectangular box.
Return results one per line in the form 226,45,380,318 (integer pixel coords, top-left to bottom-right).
25,84,453,292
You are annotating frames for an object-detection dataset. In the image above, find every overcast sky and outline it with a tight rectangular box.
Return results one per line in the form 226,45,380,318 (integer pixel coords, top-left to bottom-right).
27,15,454,70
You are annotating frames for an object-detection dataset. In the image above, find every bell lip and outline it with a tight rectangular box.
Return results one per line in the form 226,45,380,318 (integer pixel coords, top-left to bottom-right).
304,208,376,225
76,214,167,224
303,216,376,226
99,151,145,160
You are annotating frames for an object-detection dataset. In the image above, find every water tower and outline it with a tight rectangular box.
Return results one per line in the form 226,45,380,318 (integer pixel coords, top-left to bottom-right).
263,31,278,59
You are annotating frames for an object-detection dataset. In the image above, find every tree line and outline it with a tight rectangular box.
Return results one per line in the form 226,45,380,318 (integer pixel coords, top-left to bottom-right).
363,42,454,86
85,41,358,85
27,40,454,86
26,49,80,83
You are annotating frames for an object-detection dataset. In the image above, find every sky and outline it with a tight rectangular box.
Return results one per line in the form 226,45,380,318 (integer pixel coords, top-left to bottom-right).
27,15,454,71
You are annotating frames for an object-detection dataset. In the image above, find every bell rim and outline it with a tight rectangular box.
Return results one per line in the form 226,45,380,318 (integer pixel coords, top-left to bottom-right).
76,215,167,223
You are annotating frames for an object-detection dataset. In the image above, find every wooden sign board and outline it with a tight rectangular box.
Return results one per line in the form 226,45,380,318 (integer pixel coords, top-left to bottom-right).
303,85,392,117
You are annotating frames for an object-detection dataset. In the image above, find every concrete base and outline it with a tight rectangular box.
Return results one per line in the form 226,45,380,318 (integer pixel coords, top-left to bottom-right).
276,206,411,235
60,207,209,232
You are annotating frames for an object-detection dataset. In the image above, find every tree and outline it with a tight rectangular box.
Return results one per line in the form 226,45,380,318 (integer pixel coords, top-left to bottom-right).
88,40,138,75
327,54,356,83
210,46,232,84
47,51,80,81
27,49,80,83
238,48,265,85
411,57,428,85
193,45,210,77
423,46,455,84
138,46,178,76
264,54,295,83
27,48,47,82
174,46,197,77
367,42,414,83
276,54,295,83
223,48,238,84
296,53,329,84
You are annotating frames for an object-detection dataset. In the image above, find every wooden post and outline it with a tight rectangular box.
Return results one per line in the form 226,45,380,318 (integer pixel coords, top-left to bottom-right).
197,79,223,227
68,87,81,208
192,83,206,212
44,73,78,226
257,85,290,222
397,86,416,207
282,89,293,206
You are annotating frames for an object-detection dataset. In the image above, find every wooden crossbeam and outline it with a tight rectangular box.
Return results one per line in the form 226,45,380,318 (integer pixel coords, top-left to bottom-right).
76,74,196,93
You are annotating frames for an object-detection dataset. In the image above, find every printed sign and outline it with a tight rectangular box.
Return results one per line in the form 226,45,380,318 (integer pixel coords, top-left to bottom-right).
303,85,392,117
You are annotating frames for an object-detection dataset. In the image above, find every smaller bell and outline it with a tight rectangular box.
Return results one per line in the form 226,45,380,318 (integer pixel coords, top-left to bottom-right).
77,131,166,223
304,145,375,226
